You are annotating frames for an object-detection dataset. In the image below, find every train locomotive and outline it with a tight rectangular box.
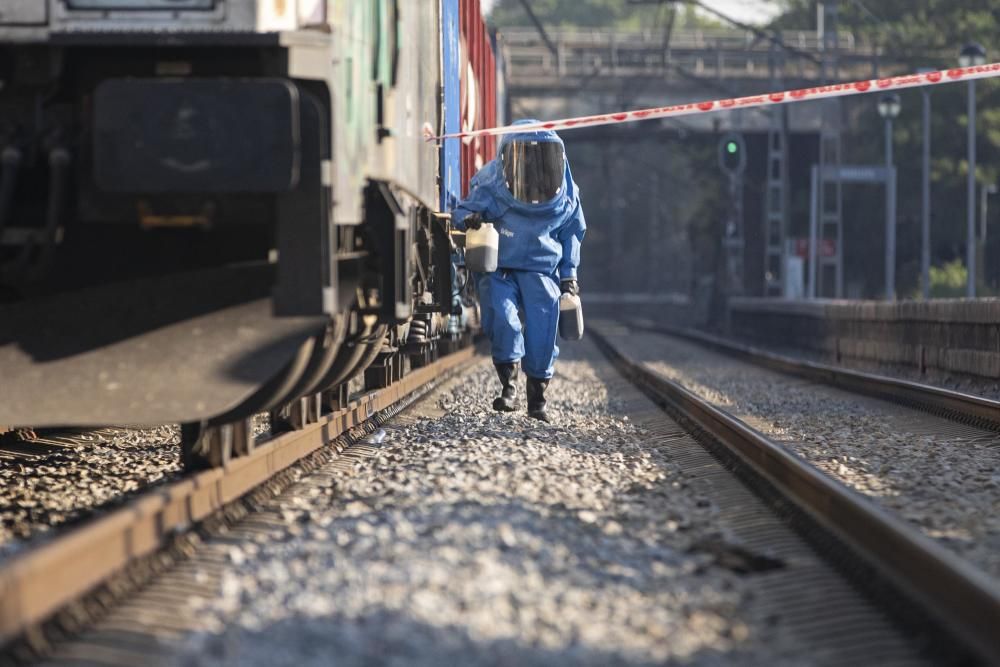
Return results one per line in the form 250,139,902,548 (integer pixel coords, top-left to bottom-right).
0,0,504,468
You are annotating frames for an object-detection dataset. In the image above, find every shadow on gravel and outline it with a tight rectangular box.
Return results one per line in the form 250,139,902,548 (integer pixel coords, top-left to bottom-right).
38,494,771,666
52,613,756,667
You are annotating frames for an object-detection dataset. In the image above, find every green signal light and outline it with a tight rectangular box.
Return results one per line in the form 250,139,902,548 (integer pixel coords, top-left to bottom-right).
726,141,739,154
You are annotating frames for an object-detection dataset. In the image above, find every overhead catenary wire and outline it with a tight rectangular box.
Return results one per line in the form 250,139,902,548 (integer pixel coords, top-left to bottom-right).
516,0,702,133
620,0,786,123
617,0,772,123
850,0,906,49
632,0,843,79
680,0,823,67
515,0,559,58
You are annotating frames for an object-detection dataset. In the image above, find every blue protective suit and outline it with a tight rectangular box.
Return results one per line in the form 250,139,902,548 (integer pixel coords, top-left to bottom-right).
453,120,586,380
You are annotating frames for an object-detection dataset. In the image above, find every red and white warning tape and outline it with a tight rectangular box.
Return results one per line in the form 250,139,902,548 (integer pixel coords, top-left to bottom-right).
425,63,1000,142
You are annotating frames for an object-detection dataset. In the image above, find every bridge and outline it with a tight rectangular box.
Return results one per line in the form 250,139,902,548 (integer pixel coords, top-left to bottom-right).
502,27,905,133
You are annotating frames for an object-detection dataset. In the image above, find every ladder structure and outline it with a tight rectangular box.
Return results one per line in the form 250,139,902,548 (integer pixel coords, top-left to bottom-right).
764,43,790,297
811,0,844,298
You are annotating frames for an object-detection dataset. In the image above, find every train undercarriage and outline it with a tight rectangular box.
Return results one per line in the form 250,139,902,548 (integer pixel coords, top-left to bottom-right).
0,35,467,469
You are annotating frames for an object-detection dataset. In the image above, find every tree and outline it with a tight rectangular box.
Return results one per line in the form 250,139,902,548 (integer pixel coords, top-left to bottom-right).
773,0,1000,295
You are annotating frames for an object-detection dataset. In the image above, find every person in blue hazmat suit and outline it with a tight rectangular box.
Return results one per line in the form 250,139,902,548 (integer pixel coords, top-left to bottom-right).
452,120,586,422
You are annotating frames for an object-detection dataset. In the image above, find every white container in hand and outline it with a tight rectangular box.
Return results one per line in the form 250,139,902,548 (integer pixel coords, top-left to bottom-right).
559,293,584,341
465,223,499,273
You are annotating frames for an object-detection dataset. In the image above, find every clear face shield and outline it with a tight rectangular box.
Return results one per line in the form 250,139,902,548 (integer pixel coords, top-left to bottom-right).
501,140,565,204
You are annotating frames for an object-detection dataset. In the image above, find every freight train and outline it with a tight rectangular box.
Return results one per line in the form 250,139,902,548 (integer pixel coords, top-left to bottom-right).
0,0,505,468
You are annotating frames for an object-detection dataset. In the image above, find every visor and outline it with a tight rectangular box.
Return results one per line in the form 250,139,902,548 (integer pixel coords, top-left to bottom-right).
501,140,565,204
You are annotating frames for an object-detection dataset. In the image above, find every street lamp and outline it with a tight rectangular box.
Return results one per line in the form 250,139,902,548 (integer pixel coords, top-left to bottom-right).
878,92,901,300
960,42,987,297
877,92,902,121
959,42,987,67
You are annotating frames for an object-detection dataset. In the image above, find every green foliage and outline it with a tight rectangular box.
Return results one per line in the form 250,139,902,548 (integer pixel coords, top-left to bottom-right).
927,259,968,298
772,1,998,58
771,1,1000,203
919,259,999,298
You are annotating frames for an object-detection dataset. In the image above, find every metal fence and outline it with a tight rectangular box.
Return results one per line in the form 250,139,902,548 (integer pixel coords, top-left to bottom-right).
502,28,880,84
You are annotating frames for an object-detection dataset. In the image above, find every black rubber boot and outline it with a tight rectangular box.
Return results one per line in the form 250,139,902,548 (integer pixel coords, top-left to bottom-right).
526,376,551,423
493,362,519,412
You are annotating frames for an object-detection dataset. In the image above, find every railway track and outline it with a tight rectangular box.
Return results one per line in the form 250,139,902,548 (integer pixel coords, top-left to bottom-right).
8,324,999,663
627,320,1000,431
590,323,1000,664
23,339,941,665
0,345,476,653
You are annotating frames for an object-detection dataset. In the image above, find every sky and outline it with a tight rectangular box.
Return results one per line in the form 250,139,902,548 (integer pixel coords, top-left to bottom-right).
480,0,785,26
687,0,784,25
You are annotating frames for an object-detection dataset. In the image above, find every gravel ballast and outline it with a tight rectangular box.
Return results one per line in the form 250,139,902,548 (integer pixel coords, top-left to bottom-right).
0,426,181,558
41,339,926,666
761,338,1000,401
607,327,1000,579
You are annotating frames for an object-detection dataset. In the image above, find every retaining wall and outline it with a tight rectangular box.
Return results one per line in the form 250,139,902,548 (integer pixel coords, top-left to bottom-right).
586,293,694,329
728,297,1000,380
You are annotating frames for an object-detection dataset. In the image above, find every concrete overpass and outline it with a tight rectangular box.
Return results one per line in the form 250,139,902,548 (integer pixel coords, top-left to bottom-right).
501,27,896,133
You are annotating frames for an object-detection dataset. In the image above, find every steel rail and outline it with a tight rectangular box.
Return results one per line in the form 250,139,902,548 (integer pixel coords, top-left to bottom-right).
589,325,1000,664
0,345,476,645
629,321,1000,431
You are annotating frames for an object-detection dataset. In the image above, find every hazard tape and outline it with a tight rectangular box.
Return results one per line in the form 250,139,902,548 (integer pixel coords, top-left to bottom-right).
425,63,1000,142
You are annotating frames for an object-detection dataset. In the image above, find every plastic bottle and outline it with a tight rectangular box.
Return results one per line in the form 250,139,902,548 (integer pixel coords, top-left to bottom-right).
559,293,584,340
465,223,499,273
